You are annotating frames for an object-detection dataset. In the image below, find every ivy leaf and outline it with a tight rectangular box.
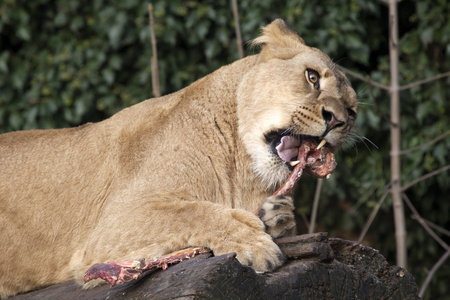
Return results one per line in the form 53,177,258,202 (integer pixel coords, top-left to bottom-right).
16,27,30,41
420,28,434,46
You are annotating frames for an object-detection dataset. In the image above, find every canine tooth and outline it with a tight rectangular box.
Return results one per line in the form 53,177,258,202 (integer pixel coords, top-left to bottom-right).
275,143,282,151
316,138,327,150
289,160,300,166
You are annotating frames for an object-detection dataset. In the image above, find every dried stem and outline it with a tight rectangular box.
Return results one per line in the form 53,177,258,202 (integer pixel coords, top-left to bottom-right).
402,193,449,251
297,209,311,231
387,0,407,268
358,163,450,243
399,71,450,91
400,130,450,155
148,4,161,97
419,249,450,298
338,67,450,93
403,192,449,300
338,66,389,91
380,0,404,6
402,165,450,192
411,215,450,237
358,183,391,242
309,178,323,233
231,0,244,59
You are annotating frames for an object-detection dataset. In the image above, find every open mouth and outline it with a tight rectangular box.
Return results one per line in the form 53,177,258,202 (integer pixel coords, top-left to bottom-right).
265,129,337,195
265,130,328,168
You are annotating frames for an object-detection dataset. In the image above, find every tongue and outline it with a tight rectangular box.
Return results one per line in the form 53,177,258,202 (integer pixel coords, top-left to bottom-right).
276,136,301,162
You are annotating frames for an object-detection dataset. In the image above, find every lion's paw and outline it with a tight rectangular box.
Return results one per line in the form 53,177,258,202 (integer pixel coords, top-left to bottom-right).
257,195,296,238
206,209,285,273
212,234,285,274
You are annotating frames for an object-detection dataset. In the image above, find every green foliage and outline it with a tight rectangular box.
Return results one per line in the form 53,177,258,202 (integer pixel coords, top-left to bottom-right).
0,0,152,131
1,0,449,298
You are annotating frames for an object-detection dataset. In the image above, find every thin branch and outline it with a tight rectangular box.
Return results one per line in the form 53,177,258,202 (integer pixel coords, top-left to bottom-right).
402,193,449,251
338,66,390,91
411,215,450,237
148,4,161,97
403,191,450,298
309,178,323,233
419,248,450,298
358,182,392,242
231,0,244,59
387,0,407,268
341,63,450,94
400,130,450,155
379,0,404,5
399,71,450,91
402,165,450,192
358,166,450,243
297,208,310,231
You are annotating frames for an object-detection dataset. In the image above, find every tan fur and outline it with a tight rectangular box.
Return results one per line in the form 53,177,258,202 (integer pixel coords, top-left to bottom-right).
0,19,357,298
257,196,296,238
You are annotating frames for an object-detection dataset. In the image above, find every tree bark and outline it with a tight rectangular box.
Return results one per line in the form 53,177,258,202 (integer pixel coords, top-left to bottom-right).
11,233,419,300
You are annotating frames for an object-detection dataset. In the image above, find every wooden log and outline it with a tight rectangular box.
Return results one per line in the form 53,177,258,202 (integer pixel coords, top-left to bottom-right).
10,234,420,300
275,232,333,261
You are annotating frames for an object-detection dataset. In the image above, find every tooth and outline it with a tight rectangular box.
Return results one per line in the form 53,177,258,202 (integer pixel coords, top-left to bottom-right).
275,143,282,151
326,174,332,179
317,138,327,150
289,160,300,166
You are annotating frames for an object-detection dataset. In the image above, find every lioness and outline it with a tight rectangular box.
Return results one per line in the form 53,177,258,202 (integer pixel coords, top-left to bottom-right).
0,19,357,298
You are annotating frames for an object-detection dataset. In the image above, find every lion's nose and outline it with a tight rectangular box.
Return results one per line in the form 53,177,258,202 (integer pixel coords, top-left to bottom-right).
322,107,344,136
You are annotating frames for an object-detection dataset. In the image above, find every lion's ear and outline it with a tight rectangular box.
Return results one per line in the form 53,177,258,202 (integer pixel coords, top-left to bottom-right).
251,19,306,62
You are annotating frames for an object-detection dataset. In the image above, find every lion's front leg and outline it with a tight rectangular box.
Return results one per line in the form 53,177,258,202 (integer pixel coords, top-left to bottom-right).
257,195,297,238
75,200,284,287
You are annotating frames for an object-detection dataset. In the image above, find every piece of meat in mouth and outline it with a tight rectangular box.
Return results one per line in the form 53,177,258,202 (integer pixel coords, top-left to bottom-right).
269,132,337,196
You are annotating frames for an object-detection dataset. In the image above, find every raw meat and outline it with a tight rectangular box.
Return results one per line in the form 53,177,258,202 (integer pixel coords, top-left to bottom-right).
84,247,210,287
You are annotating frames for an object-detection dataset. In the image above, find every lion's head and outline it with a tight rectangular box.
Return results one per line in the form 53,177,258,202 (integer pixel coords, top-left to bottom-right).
237,19,358,188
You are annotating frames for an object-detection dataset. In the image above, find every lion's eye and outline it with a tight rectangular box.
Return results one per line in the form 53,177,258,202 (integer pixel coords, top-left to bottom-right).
306,69,320,89
308,71,318,83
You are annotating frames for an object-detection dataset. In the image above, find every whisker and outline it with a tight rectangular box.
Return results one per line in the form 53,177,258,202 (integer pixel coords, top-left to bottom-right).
356,86,369,97
347,131,378,153
360,135,378,149
356,100,372,107
331,57,347,73
281,124,297,136
333,57,347,65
